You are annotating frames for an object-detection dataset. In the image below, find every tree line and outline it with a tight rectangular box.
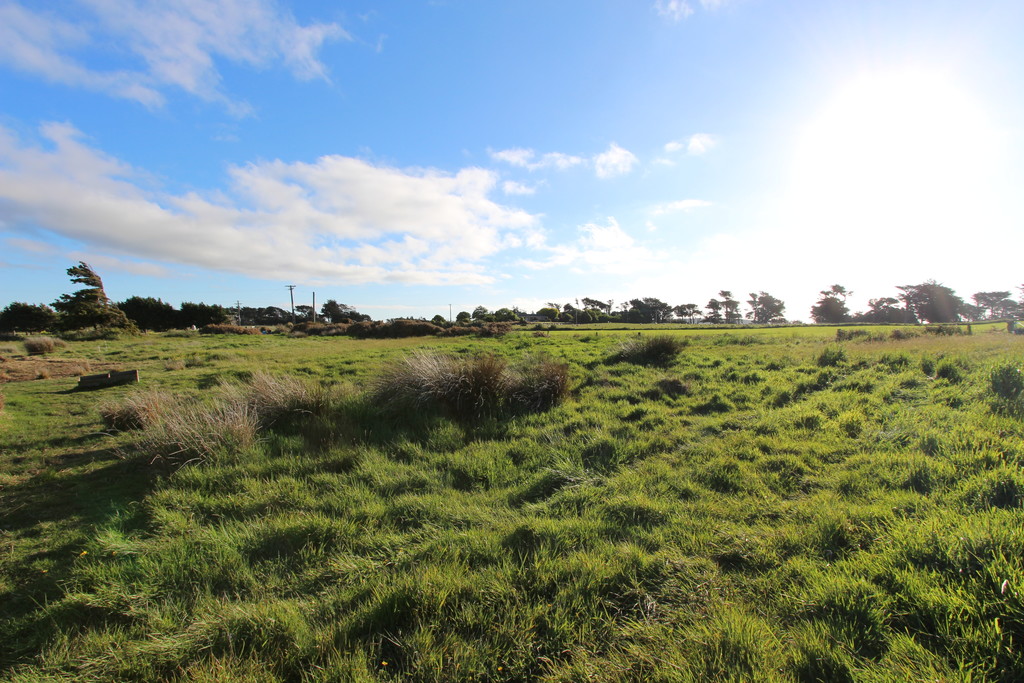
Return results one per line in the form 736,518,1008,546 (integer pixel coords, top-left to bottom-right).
1,263,1021,334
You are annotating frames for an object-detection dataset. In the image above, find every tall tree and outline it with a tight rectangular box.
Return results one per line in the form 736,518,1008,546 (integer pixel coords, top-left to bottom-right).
52,262,133,331
810,284,851,323
861,297,903,323
897,281,965,323
719,291,741,323
972,291,1014,319
627,297,672,324
705,298,724,324
673,303,701,324
746,292,786,324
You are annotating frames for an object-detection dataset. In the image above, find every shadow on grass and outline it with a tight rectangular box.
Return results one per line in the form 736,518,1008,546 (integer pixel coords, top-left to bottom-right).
0,453,156,668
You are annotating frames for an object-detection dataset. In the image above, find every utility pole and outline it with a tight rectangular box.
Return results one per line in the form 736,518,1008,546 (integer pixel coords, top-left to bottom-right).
286,285,296,324
235,301,242,326
449,304,452,324
312,292,316,323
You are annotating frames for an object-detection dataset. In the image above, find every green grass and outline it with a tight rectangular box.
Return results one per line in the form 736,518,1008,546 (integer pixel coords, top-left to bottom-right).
1,325,1023,681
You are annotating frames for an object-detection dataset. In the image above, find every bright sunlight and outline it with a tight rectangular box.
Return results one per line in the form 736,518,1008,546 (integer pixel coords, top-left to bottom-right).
788,67,998,247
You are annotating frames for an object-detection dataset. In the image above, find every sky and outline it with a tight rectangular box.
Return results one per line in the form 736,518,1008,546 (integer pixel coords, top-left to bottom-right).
1,0,1023,322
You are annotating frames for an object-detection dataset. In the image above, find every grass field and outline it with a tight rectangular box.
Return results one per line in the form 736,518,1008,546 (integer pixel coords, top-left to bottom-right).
1,324,1022,681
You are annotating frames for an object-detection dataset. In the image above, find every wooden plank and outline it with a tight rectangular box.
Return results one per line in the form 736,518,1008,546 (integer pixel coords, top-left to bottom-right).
78,369,140,389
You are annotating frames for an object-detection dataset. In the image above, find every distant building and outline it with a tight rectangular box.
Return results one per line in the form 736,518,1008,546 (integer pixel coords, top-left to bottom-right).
523,314,551,323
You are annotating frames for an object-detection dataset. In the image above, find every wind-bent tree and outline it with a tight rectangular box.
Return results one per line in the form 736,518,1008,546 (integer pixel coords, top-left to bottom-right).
897,281,965,323
52,262,133,331
746,292,786,324
810,284,852,323
0,302,58,333
581,297,612,314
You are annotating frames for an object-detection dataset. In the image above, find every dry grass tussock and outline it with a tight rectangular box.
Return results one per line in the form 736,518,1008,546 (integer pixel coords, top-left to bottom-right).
99,388,176,432
24,336,67,355
113,371,344,465
374,351,569,419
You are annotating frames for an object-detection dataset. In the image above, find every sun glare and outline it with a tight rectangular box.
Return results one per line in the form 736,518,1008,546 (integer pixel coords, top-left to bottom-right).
788,67,997,245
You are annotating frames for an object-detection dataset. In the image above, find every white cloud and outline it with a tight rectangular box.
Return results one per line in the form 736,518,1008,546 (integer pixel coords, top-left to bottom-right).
687,133,717,155
0,122,538,286
593,143,638,179
0,0,346,112
502,180,536,196
651,199,712,215
519,217,664,275
664,133,717,155
489,147,584,172
654,0,693,22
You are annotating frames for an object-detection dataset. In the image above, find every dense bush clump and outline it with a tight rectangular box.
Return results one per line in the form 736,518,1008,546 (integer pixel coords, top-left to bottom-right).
23,336,67,355
200,324,261,335
816,344,847,367
610,335,688,365
990,362,1024,414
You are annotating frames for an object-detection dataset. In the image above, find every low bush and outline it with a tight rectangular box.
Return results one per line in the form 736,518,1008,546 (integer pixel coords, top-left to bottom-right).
200,324,260,335
816,344,847,367
611,335,688,365
889,328,920,341
163,329,198,338
835,329,870,341
990,362,1024,414
924,324,965,336
23,336,66,355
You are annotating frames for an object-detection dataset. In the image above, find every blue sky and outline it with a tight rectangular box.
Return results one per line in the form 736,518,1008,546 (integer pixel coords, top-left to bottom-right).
1,0,1022,321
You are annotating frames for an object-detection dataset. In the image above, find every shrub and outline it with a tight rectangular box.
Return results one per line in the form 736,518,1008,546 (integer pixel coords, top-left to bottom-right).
925,324,965,336
835,329,869,341
221,371,334,427
506,357,570,412
934,358,965,383
200,324,260,335
23,336,66,355
99,389,175,431
889,328,921,341
816,344,847,367
611,335,688,365
990,362,1024,414
163,329,198,338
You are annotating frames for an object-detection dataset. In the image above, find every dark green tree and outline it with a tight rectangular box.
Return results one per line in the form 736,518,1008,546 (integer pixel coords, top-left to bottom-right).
746,292,786,324
118,296,176,331
455,310,472,324
0,302,58,333
705,298,724,324
178,302,229,328
430,314,448,326
719,291,741,323
859,297,904,323
897,281,965,323
972,291,1014,319
810,285,851,323
628,297,672,323
673,303,701,324
52,262,133,331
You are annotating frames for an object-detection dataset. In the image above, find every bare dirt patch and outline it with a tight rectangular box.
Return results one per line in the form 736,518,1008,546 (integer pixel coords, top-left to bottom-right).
0,356,120,383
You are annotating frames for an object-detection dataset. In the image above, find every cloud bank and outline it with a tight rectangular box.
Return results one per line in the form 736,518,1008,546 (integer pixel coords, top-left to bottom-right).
0,123,537,285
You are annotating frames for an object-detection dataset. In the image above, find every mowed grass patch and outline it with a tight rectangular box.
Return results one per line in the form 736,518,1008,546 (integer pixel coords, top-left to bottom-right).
1,327,1024,680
